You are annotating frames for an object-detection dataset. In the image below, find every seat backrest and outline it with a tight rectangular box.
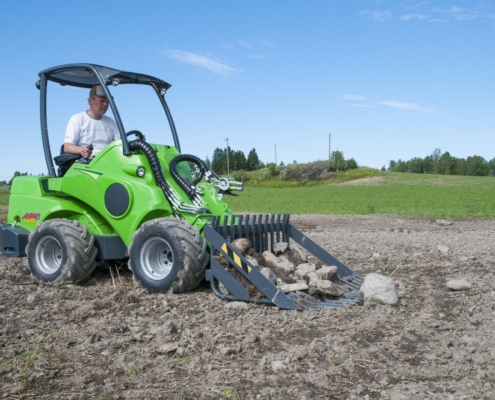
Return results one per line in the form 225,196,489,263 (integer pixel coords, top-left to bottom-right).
54,145,80,177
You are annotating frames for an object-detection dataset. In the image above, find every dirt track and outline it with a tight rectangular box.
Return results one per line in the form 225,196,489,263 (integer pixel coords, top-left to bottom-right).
1,214,494,399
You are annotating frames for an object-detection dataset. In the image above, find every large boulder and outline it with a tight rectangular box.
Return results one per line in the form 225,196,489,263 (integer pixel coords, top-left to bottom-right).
359,273,398,306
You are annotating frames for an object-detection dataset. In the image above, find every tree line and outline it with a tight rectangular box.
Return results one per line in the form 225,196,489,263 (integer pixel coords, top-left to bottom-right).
386,149,495,176
209,147,270,175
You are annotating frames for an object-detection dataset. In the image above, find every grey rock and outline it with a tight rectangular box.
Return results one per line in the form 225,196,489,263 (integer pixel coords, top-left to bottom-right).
279,282,309,293
27,294,41,303
305,271,321,286
225,301,248,310
436,219,453,226
260,267,277,284
437,245,449,253
271,360,288,373
372,253,381,259
315,266,338,280
262,251,279,264
158,342,180,354
245,255,259,268
294,263,316,279
219,283,230,295
273,242,289,255
446,279,472,291
359,273,399,306
220,347,234,355
316,280,343,297
278,258,295,273
231,238,251,254
176,347,186,357
452,352,466,362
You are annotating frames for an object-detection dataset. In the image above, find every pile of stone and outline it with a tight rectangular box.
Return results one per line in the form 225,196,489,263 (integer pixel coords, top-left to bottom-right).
214,238,344,299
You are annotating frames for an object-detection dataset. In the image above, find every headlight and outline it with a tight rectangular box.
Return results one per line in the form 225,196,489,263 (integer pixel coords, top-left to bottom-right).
136,166,146,177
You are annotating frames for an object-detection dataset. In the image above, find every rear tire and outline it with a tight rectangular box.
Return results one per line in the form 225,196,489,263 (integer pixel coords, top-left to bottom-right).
26,219,98,284
128,219,208,293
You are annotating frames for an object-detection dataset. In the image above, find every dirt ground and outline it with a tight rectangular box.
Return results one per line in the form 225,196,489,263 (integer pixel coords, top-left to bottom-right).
1,214,494,399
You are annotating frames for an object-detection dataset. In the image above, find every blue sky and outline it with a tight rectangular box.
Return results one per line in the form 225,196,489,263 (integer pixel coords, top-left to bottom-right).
1,0,494,182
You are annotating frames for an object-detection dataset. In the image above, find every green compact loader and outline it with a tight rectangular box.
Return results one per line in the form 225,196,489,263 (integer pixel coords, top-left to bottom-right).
0,64,363,310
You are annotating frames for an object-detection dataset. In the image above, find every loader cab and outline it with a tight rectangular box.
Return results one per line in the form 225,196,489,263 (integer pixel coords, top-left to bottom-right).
37,63,181,179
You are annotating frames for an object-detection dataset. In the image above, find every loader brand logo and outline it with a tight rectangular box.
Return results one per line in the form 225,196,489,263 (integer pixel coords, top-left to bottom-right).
22,213,41,224
221,243,252,274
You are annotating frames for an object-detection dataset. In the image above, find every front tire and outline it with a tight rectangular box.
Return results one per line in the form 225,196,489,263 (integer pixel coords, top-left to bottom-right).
128,219,208,293
26,219,98,284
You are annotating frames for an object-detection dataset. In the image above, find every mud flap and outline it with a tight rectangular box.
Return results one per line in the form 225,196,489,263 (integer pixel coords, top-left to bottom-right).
204,214,363,310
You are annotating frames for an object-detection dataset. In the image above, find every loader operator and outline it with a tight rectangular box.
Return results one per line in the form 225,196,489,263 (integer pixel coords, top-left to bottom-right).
63,85,120,159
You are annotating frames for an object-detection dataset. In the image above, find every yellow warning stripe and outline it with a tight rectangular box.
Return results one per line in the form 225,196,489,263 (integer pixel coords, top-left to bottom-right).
221,243,252,274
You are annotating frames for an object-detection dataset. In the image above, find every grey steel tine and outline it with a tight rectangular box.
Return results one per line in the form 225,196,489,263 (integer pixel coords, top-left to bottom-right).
263,214,269,253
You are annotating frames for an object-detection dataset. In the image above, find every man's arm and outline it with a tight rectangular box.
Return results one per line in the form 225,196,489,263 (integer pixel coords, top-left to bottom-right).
64,143,93,158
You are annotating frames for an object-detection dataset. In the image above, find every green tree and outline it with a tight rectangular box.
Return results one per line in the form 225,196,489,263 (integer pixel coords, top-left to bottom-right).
438,152,454,175
204,156,211,170
452,158,467,175
346,158,358,169
466,155,488,176
388,160,397,172
431,148,441,174
211,148,227,174
247,148,262,171
329,150,345,172
8,171,28,185
406,157,424,173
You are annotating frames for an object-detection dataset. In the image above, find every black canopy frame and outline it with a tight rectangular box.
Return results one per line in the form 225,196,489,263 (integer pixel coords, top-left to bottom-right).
37,63,180,178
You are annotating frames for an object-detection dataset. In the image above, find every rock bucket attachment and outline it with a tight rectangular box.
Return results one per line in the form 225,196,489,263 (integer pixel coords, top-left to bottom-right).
204,214,363,310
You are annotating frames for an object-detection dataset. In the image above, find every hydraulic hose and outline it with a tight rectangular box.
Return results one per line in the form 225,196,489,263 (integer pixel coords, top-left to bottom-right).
128,140,179,217
169,154,207,200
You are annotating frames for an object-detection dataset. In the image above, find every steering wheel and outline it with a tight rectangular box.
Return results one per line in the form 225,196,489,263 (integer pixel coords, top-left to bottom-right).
125,130,144,140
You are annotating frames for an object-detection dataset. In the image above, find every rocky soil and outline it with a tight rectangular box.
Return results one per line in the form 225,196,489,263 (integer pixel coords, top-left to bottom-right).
1,214,494,399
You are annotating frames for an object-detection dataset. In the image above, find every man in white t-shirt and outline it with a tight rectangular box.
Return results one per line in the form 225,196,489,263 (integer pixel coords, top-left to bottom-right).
64,85,120,159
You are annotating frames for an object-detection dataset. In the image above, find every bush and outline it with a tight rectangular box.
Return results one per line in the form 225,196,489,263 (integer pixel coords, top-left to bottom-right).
347,158,358,169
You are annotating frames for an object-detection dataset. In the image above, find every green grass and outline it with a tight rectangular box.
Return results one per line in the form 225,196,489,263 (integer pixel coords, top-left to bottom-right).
0,190,9,206
2,172,494,218
226,172,495,218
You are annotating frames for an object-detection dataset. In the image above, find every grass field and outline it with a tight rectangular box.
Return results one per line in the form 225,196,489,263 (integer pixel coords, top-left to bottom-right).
1,173,494,218
226,172,495,218
0,190,9,206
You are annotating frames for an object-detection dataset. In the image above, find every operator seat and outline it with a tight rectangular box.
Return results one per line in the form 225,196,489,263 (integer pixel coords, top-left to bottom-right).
53,145,80,177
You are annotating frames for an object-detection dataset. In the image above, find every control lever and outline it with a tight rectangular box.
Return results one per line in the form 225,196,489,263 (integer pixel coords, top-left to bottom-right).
77,144,93,164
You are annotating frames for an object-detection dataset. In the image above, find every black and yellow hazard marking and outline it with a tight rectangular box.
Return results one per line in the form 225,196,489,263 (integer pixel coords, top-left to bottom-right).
221,243,252,274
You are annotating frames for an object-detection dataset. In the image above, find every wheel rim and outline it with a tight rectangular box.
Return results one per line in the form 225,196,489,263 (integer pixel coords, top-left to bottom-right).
139,237,174,281
35,236,63,275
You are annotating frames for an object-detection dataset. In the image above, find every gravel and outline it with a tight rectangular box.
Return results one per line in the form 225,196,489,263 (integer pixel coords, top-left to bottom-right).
0,214,494,399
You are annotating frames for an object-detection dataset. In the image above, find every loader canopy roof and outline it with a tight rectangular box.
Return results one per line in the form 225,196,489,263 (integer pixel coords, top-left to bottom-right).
38,63,171,93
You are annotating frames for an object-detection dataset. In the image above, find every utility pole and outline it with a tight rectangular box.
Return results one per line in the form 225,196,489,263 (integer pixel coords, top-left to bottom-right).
274,143,277,166
329,133,331,161
225,138,230,174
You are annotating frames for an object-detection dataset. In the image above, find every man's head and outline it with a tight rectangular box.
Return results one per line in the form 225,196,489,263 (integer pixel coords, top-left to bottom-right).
88,85,109,119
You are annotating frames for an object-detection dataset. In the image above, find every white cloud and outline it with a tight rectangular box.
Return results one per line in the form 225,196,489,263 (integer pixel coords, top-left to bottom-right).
360,10,392,21
162,50,241,76
400,13,429,20
377,100,420,110
364,4,491,23
341,94,367,101
377,100,436,112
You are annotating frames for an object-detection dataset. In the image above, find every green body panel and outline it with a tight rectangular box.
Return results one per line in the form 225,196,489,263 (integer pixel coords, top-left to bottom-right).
7,139,234,247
